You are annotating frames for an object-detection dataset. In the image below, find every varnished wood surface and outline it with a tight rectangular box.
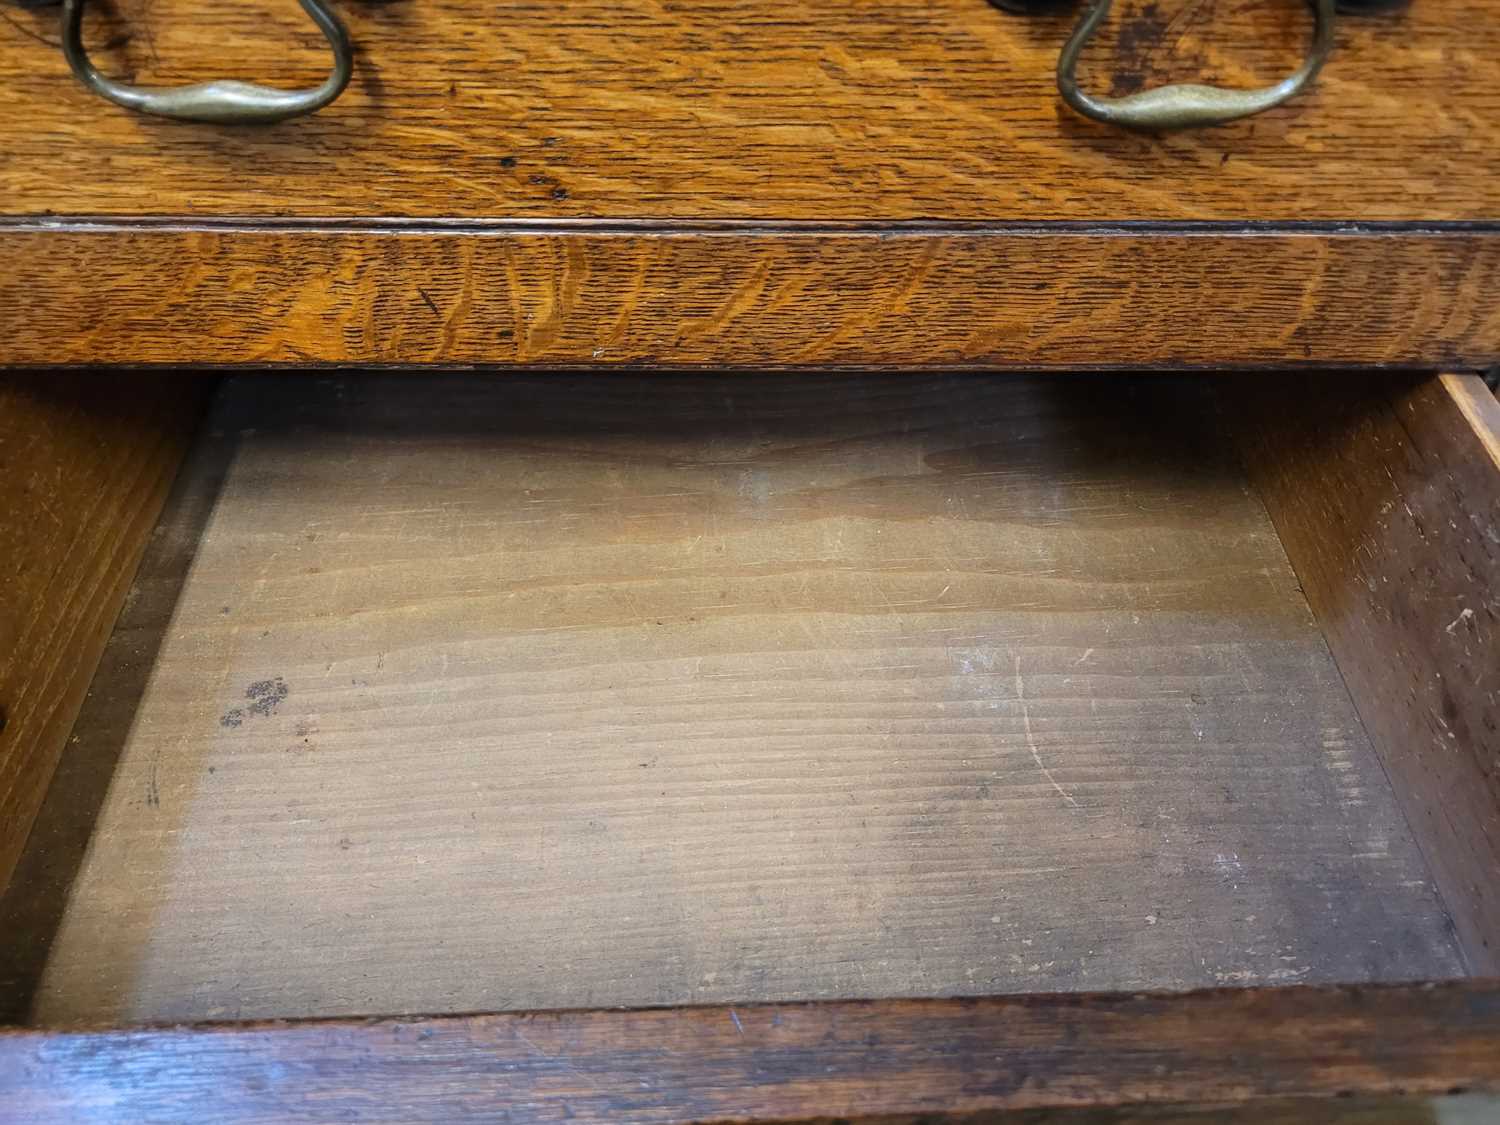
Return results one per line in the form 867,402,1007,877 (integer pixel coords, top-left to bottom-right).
3,983,1499,1123
21,373,1460,1025
0,374,206,897
1232,372,1500,972
3,224,1498,370
5,2,1497,368
1,1,1498,221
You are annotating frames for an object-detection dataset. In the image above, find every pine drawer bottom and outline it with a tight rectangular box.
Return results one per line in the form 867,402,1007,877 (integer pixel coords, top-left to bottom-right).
0,370,1496,1123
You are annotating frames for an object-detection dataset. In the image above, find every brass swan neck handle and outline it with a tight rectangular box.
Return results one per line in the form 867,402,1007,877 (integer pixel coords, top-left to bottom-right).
1054,0,1336,131
60,0,352,124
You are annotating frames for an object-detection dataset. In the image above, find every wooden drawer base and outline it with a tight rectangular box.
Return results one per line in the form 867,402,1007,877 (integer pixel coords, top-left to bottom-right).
0,370,1495,1122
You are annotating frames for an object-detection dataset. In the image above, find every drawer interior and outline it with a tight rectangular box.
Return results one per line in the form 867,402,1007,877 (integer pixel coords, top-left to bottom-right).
0,372,1474,1026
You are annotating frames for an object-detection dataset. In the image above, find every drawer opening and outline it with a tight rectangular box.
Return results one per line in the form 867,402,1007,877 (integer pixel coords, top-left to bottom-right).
0,372,1479,1026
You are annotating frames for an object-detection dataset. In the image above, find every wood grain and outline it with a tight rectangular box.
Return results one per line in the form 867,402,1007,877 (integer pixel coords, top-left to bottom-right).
1230,371,1500,972
23,373,1461,1025
0,374,207,897
1441,371,1500,472
0,414,236,1024
3,982,1500,1123
2,224,1498,370
0,0,1497,221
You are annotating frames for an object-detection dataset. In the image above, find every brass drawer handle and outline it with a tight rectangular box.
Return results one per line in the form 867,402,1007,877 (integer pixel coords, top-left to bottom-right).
60,0,352,123
1055,0,1336,130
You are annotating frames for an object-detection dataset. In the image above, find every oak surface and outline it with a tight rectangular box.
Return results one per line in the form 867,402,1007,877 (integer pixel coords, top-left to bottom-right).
1233,371,1500,973
24,373,1461,1025
0,374,206,897
1,0,1497,221
4,2,1497,369
3,224,1497,370
4,983,1500,1124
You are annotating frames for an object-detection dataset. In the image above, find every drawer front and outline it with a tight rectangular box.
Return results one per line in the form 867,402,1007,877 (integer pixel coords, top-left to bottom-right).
2,1,1499,370
0,0,1496,222
1,224,1496,370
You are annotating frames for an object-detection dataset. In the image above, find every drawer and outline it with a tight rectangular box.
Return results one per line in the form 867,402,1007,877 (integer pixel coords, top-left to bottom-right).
1,368,1497,1122
2,0,1499,371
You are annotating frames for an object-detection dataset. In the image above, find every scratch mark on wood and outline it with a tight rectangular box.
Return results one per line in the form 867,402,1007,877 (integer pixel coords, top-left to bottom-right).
1015,654,1080,810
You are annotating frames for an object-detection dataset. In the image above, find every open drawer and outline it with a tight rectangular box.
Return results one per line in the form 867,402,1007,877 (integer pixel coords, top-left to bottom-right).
0,369,1497,1122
